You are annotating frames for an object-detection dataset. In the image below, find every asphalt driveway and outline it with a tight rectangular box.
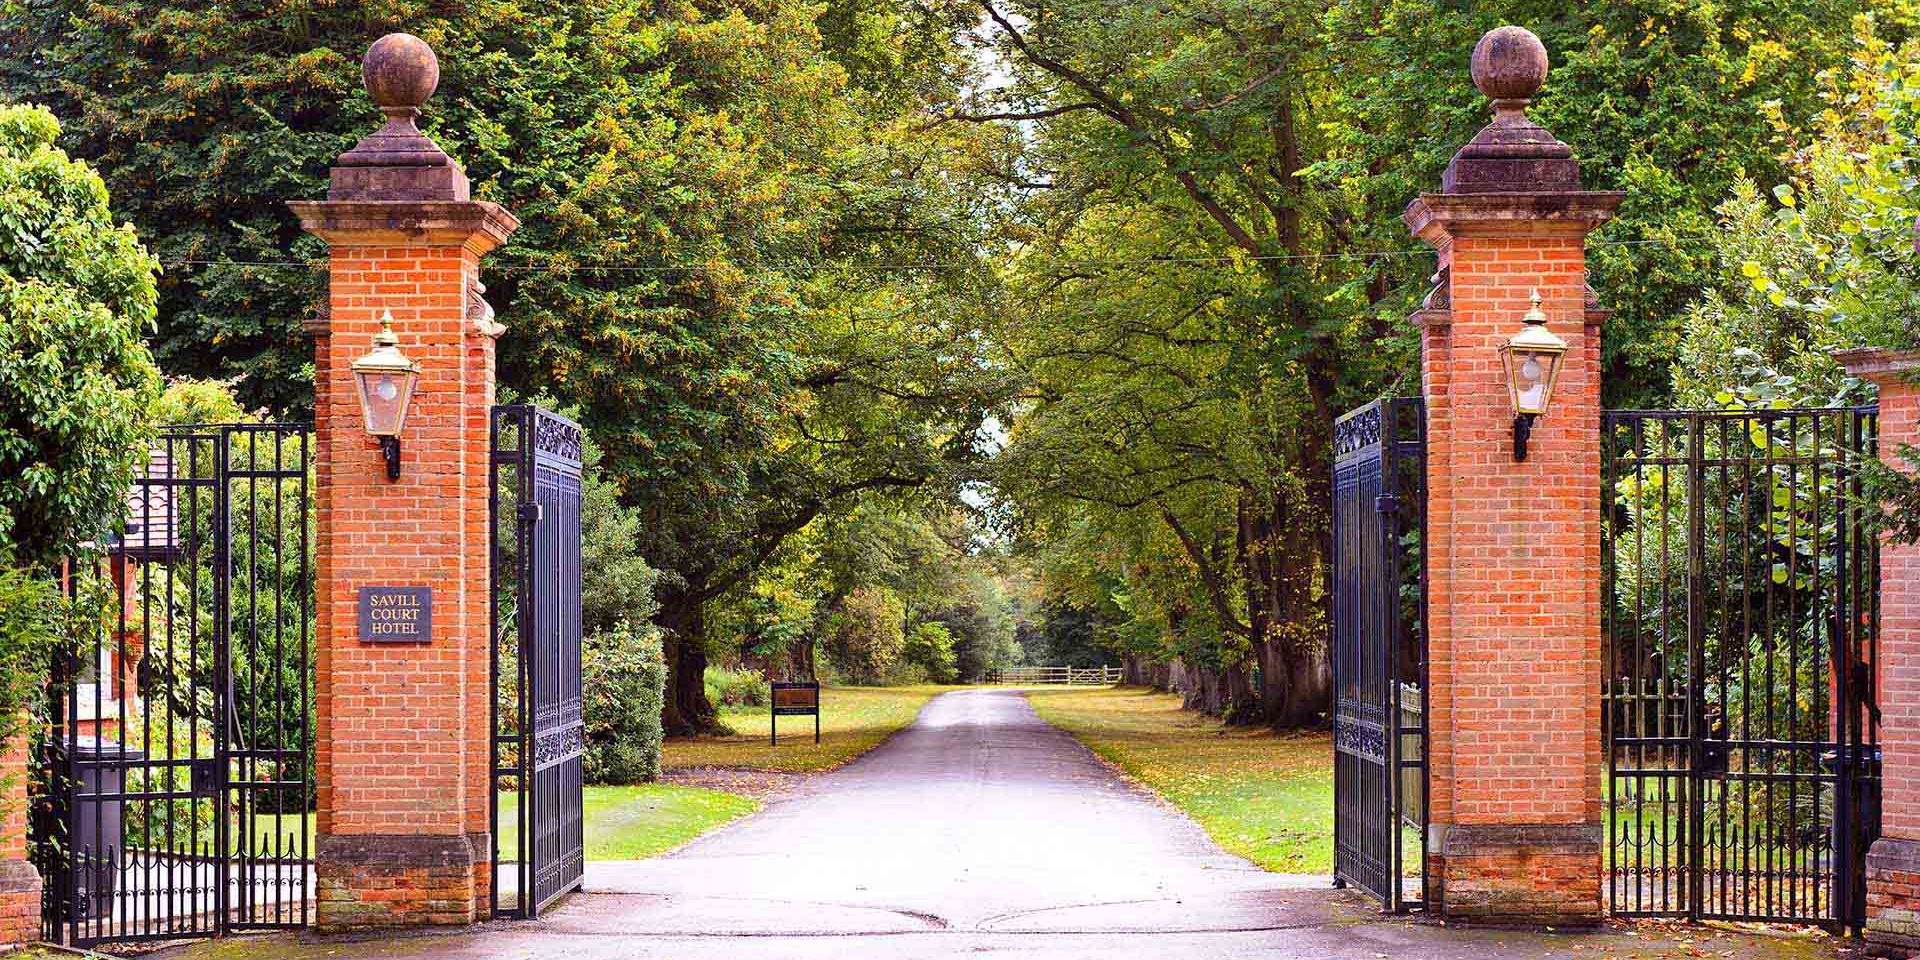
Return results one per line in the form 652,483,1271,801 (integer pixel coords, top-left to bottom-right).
157,688,1853,959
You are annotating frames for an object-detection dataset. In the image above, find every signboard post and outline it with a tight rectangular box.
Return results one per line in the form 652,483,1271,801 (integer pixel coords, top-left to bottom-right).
770,682,820,745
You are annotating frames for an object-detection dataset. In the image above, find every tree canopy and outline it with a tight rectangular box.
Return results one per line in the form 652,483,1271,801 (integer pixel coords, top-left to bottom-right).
8,0,1920,737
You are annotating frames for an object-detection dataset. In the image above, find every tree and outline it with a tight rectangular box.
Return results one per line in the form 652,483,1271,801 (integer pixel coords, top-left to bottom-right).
901,621,957,683
822,584,906,685
970,0,1912,728
2,0,1007,735
0,103,160,566
1668,23,1920,543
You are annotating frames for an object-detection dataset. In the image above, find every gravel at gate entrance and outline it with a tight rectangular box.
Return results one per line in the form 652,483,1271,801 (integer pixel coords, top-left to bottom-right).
155,689,1855,959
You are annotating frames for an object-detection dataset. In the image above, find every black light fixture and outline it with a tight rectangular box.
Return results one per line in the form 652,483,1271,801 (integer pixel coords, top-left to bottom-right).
1498,290,1567,462
350,311,420,480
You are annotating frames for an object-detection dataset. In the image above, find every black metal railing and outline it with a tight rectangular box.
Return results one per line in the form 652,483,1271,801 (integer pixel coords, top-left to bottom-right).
1603,406,1880,929
489,405,586,920
34,423,314,946
1331,397,1428,912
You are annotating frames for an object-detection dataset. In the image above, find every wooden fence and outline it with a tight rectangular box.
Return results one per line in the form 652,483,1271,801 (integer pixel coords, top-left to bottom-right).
983,665,1123,686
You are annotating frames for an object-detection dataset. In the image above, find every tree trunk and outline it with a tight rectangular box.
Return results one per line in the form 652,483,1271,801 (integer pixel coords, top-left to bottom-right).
655,589,722,736
786,638,816,682
1223,658,1260,725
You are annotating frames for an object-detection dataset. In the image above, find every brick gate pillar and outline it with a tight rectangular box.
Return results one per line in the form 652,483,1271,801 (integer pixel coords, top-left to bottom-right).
1838,347,1920,956
1403,26,1622,926
288,34,516,931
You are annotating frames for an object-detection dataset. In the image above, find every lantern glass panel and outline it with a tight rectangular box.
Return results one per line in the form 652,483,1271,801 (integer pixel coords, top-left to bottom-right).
1512,348,1551,414
355,368,415,436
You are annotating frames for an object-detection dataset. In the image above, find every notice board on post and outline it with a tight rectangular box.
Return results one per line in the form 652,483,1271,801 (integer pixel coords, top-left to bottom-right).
770,681,820,745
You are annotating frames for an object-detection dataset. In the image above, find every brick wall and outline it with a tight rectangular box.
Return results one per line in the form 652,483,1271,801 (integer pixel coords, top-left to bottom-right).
1408,197,1618,925
1845,350,1920,956
292,202,517,930
0,726,41,947
1874,370,1919,840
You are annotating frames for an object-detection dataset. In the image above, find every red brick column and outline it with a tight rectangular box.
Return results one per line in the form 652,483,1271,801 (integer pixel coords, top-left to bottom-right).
1838,348,1920,957
1403,26,1621,926
0,726,41,945
288,34,516,931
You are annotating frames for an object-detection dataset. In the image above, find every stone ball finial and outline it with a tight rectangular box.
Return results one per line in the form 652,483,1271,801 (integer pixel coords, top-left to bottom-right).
1470,25,1548,103
362,33,439,112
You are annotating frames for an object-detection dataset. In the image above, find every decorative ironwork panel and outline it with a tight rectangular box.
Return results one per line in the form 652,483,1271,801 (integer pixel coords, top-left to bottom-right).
1603,407,1880,930
490,405,586,920
34,424,315,946
1331,398,1428,913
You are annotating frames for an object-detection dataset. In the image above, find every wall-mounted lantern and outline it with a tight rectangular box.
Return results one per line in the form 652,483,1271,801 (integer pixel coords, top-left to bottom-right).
350,311,419,480
1498,290,1566,462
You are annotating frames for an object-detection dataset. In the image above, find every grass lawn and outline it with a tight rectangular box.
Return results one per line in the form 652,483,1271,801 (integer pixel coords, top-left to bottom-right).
496,783,758,861
1026,684,1334,874
663,684,953,773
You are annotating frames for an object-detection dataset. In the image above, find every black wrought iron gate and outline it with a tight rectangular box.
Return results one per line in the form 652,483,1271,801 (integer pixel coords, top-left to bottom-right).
489,405,586,919
1331,398,1428,911
35,423,315,946
1603,407,1880,929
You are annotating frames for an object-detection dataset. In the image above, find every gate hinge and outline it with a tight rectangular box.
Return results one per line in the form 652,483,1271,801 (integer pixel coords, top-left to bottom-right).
518,502,543,524
1374,495,1399,514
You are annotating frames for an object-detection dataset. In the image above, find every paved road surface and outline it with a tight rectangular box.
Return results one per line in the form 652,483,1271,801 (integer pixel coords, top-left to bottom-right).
159,688,1850,959
577,686,1323,934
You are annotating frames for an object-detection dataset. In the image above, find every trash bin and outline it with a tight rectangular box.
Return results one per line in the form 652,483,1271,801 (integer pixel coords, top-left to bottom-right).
69,736,143,922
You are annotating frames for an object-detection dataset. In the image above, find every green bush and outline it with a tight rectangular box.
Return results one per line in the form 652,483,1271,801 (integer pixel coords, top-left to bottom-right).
0,103,161,567
901,621,956,684
822,585,904,685
582,619,666,785
704,665,769,708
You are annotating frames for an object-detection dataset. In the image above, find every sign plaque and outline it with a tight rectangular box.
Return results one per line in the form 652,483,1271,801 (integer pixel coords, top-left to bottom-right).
769,681,821,745
358,585,432,643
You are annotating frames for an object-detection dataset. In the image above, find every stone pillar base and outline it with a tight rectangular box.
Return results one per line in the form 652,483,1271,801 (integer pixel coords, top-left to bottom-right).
1434,823,1603,927
0,860,41,946
316,833,487,931
1867,837,1920,956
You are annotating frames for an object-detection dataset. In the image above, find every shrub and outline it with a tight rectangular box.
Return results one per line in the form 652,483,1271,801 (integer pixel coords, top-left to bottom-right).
703,665,769,708
821,585,904,685
0,103,161,567
901,621,956,683
582,619,666,785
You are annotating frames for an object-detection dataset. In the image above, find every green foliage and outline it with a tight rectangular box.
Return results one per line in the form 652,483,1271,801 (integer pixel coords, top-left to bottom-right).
0,0,1008,737
822,584,904,685
0,102,160,566
582,618,667,785
0,566,68,742
900,620,956,684
1670,25,1920,541
1021,598,1121,670
926,567,1022,682
1865,443,1920,545
150,378,253,428
703,665,769,709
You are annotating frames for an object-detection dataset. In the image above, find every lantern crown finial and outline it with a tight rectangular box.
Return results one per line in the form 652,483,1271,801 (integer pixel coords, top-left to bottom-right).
1523,289,1547,325
373,310,400,347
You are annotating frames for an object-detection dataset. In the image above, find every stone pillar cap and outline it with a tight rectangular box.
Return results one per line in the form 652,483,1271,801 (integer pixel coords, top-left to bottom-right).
330,33,469,201
1443,25,1578,194
1834,346,1920,381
